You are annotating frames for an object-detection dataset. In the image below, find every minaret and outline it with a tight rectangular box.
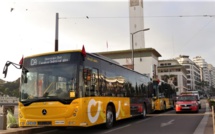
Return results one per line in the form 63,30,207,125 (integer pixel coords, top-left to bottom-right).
129,0,145,49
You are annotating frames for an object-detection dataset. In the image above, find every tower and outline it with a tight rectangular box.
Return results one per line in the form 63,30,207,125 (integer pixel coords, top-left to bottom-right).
129,0,145,49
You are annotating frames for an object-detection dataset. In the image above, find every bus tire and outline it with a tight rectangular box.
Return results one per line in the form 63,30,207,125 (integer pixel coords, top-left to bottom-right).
105,105,114,129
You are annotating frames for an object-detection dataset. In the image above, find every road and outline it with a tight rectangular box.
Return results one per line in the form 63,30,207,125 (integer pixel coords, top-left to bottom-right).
35,99,208,134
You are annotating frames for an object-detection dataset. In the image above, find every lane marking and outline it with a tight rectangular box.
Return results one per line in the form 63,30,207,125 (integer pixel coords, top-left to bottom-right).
102,124,131,134
147,113,211,117
35,129,58,134
161,119,175,127
134,118,151,124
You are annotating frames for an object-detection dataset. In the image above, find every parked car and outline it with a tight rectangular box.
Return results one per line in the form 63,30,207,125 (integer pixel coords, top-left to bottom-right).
175,95,199,113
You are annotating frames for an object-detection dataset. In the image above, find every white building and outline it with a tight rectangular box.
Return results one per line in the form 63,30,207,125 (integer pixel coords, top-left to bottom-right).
97,48,161,79
157,59,188,95
193,56,210,91
129,0,146,49
208,64,215,88
175,55,201,90
98,0,159,78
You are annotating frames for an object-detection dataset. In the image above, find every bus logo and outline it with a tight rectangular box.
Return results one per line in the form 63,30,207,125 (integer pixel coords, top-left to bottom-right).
42,109,47,115
88,99,101,123
87,99,122,123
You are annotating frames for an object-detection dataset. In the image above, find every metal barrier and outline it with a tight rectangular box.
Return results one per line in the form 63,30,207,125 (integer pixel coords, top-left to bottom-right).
212,106,215,134
0,113,6,130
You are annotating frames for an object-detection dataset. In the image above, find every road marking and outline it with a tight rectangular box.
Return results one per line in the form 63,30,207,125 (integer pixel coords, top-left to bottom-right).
102,124,131,134
161,119,175,127
134,118,151,124
147,113,211,117
35,129,58,134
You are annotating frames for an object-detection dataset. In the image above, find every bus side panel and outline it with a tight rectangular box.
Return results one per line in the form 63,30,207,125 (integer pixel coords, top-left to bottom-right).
82,97,130,127
154,98,173,111
164,98,173,109
154,98,162,111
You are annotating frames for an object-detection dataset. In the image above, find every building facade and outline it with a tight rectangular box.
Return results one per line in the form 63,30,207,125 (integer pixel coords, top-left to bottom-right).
175,55,201,91
129,0,146,49
193,56,210,91
97,48,161,79
208,64,215,89
157,59,188,95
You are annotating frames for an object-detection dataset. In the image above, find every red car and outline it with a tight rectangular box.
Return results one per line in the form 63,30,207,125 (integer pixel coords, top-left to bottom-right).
175,95,199,113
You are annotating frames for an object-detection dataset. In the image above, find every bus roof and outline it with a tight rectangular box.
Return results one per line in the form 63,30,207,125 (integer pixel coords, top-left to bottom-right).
25,50,82,58
24,49,150,80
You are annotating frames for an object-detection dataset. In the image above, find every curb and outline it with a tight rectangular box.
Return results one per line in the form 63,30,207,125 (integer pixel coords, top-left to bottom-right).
0,127,53,134
193,102,211,134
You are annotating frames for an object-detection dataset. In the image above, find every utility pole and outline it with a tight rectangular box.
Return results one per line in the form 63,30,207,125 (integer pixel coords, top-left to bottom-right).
55,13,59,51
131,28,150,70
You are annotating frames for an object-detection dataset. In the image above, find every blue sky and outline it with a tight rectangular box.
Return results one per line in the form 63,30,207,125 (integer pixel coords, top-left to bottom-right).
0,0,215,81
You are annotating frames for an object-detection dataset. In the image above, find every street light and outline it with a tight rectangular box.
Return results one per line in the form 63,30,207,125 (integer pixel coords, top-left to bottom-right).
131,28,150,70
55,13,59,52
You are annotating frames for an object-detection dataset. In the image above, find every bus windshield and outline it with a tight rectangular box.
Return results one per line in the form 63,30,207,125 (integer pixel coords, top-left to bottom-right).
20,63,78,104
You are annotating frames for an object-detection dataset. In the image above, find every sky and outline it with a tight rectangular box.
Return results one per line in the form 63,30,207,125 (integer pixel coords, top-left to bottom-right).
0,0,215,81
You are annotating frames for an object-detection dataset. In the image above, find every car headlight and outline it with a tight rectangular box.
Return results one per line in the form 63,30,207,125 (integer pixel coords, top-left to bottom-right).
192,103,197,106
175,104,180,107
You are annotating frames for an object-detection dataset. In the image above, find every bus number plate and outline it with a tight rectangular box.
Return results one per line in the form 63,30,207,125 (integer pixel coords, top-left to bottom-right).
38,121,52,126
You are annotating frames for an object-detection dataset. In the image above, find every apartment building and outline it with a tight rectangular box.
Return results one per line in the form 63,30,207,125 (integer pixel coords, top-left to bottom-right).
193,56,210,91
157,59,188,95
175,55,201,90
208,64,215,88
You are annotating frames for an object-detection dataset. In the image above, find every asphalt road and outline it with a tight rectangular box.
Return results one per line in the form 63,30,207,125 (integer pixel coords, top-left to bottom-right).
36,100,207,134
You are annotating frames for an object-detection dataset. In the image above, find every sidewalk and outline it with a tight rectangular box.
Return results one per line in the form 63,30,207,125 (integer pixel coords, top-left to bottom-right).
204,114,213,134
193,102,213,134
0,126,53,134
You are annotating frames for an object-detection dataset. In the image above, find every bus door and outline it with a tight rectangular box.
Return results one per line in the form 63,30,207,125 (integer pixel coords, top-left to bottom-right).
83,68,99,96
153,80,159,99
83,67,101,125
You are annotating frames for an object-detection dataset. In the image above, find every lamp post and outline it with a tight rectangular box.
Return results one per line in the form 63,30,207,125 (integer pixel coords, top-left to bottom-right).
131,28,150,70
55,13,59,52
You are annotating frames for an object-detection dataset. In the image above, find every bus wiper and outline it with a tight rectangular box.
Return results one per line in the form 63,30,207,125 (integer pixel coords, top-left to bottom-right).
22,97,72,106
22,99,38,106
43,92,49,97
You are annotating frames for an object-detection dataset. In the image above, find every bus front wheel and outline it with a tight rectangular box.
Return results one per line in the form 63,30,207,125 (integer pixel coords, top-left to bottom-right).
105,105,114,129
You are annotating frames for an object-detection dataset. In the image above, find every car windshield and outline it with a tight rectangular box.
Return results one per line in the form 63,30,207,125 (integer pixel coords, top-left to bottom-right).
177,96,197,101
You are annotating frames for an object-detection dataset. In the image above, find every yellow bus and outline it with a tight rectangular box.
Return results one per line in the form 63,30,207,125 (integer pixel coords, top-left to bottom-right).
3,49,154,128
152,79,176,111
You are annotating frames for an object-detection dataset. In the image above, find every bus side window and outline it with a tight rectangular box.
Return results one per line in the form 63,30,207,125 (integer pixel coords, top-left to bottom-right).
90,68,99,96
83,68,99,96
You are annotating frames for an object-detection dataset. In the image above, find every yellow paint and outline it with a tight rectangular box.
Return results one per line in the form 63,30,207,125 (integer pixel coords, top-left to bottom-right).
18,97,130,127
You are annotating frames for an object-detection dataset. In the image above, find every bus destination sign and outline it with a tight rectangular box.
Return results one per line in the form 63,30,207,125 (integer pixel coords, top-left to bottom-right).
30,54,70,66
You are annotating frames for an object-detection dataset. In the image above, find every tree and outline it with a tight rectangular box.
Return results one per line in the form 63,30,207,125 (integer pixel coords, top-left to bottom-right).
0,78,20,97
